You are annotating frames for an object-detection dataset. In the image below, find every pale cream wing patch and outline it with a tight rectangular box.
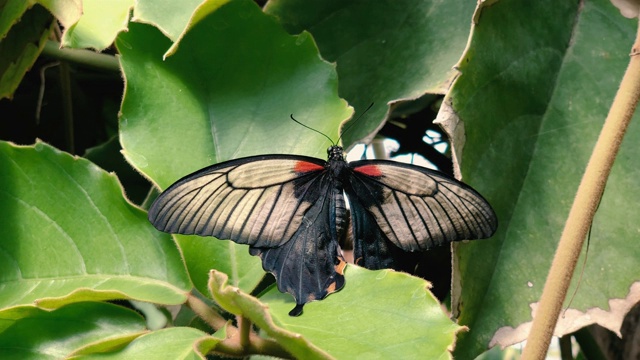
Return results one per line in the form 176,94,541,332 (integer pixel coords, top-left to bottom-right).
349,160,497,251
149,156,327,248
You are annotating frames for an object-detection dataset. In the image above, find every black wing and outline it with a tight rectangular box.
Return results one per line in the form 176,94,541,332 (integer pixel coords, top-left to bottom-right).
250,181,347,316
345,160,497,269
148,155,346,314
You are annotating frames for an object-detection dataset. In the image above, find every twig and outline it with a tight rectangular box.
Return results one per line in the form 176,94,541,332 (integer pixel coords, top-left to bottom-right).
185,293,230,332
36,61,60,124
238,315,251,349
58,61,74,153
186,294,292,358
41,40,120,72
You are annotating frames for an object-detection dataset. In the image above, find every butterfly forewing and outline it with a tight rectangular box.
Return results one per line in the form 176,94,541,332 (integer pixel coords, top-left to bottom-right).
148,155,328,248
347,160,497,252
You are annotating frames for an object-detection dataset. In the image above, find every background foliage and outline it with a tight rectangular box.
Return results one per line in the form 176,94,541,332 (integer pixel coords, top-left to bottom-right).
1,0,639,359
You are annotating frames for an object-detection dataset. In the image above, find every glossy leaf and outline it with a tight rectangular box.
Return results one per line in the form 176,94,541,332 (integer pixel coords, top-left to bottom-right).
264,0,476,148
83,136,151,205
60,0,133,51
0,4,52,99
448,0,640,357
70,327,221,360
210,266,463,359
0,0,81,39
0,302,146,360
0,141,191,314
135,0,224,42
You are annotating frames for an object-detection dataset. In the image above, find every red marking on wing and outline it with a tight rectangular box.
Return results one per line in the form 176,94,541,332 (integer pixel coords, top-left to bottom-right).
354,164,383,177
294,161,324,173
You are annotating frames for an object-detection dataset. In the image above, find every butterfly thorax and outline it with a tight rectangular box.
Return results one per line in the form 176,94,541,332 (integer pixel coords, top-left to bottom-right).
326,145,350,181
327,145,345,161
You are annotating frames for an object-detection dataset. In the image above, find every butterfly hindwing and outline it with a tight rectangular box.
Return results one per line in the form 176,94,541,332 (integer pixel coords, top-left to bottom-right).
347,189,406,270
148,155,328,248
249,180,347,316
346,160,497,265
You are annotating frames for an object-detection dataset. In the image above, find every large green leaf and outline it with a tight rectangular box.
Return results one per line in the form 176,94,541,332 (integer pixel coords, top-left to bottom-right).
448,0,640,357
264,0,476,148
0,141,191,314
210,266,463,359
0,0,81,40
83,136,151,205
175,234,264,296
70,327,221,359
118,0,352,296
59,0,226,51
0,3,53,99
135,0,224,42
0,302,146,360
60,0,133,51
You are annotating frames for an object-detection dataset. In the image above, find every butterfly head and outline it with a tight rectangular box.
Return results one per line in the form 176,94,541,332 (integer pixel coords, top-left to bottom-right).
327,145,345,161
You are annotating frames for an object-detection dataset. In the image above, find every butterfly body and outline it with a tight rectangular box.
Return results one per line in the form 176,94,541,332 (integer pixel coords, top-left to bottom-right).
149,145,497,315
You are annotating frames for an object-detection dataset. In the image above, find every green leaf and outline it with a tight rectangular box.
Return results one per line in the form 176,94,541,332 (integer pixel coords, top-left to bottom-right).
208,271,332,359
118,0,352,187
58,0,230,51
118,0,352,296
84,136,151,205
69,327,221,360
0,302,146,360
447,0,640,357
60,0,133,51
0,0,77,38
264,0,477,147
0,141,191,313
0,3,53,99
210,266,463,359
176,235,264,296
37,0,82,28
135,0,224,42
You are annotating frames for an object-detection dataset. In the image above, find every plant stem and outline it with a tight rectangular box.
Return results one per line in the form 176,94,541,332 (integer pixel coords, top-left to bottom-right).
238,315,251,349
247,334,294,359
41,40,120,72
185,293,230,332
214,331,294,359
185,295,292,358
521,18,640,360
58,61,74,153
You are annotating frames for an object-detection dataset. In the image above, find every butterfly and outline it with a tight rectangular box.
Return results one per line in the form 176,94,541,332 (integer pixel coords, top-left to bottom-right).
148,144,497,316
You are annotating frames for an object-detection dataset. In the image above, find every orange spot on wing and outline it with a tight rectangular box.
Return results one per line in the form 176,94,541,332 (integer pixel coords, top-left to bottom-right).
335,258,347,275
354,164,382,177
294,161,324,173
326,259,347,293
326,282,338,293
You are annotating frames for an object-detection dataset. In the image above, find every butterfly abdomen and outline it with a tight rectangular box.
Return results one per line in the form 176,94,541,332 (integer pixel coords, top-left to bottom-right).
331,184,348,244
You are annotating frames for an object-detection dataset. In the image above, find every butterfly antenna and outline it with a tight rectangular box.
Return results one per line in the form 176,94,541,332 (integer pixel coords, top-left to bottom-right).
290,114,335,145
337,102,375,145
